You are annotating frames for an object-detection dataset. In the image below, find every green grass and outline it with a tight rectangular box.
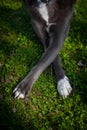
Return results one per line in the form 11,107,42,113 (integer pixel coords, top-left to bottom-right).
0,0,87,129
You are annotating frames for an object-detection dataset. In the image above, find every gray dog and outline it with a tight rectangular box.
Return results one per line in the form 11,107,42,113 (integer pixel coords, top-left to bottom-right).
13,0,76,99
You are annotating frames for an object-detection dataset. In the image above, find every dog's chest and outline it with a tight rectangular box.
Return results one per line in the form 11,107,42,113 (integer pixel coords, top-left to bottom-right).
38,0,56,32
38,1,49,24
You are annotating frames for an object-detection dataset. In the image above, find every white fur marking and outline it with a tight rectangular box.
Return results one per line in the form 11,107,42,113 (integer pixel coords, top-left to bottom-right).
18,93,25,99
38,1,56,32
38,1,49,24
14,91,20,98
13,87,17,93
57,76,72,98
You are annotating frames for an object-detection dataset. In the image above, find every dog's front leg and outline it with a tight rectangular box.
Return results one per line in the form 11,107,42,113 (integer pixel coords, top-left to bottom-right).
13,37,62,99
13,34,69,99
13,8,74,99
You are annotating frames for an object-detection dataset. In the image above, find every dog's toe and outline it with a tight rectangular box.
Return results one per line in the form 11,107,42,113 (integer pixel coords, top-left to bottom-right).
14,91,20,98
57,76,72,98
18,93,25,99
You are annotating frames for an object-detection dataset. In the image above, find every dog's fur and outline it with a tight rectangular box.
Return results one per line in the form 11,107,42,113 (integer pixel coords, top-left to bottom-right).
13,0,76,99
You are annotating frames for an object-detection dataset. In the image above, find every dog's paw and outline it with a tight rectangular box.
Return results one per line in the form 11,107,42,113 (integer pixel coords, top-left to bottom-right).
57,76,72,98
13,87,25,99
13,77,33,99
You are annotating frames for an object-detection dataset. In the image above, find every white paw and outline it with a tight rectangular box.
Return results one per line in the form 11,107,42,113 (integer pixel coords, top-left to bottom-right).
57,76,72,98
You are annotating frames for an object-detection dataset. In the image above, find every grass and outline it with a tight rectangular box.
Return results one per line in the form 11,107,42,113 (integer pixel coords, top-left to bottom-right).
0,0,87,129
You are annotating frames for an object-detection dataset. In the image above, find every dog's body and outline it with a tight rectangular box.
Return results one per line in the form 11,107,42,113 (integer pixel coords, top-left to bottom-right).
13,0,76,99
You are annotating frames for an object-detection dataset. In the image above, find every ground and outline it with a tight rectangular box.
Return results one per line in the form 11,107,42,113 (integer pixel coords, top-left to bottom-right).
0,0,87,129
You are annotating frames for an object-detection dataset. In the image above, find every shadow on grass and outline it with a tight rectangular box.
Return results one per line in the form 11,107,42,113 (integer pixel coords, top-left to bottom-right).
0,6,40,55
0,98,38,130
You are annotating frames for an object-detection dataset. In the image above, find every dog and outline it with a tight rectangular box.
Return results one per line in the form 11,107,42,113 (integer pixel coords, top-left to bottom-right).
13,0,76,99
